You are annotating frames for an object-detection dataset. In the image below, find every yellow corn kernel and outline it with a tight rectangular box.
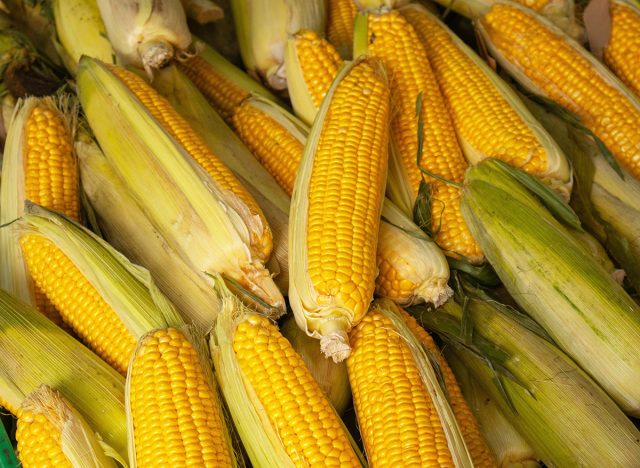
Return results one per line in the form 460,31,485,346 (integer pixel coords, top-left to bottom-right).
402,8,547,175
364,11,482,262
328,0,357,55
108,64,273,261
294,29,343,108
347,307,454,467
129,328,234,467
233,314,361,466
481,3,640,180
19,235,136,375
604,1,640,97
399,308,497,468
232,101,303,196
22,102,80,327
306,60,388,319
180,55,249,122
16,410,71,468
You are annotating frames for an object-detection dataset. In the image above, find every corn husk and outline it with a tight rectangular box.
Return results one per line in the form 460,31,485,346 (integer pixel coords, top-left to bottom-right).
288,58,389,362
413,298,640,466
0,289,127,459
400,3,573,201
125,325,236,467
77,137,222,329
11,203,184,339
52,0,115,74
96,0,192,74
461,158,640,415
230,0,327,90
280,313,351,415
522,94,640,293
445,350,540,468
76,57,285,315
209,274,365,467
20,386,123,468
0,96,76,307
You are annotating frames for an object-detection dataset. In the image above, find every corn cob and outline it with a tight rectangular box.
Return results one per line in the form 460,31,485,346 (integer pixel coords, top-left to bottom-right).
461,158,640,415
210,275,364,466
77,57,285,313
347,299,473,467
11,204,184,376
16,386,119,468
179,39,278,123
0,289,127,459
0,97,79,327
233,96,452,307
128,327,235,467
289,58,390,362
230,0,327,90
355,10,482,263
417,298,640,466
401,4,572,198
478,2,640,181
96,0,192,74
327,0,358,58
285,29,343,125
446,351,540,468
398,307,496,467
603,0,640,97
52,0,115,73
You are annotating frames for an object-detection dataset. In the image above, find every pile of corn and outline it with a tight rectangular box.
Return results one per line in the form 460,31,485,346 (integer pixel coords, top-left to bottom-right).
0,0,639,466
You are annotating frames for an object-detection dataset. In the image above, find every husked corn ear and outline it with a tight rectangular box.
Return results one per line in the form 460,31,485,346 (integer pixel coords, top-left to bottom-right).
347,299,474,467
327,0,358,57
77,57,285,315
109,64,273,262
232,98,304,195
399,309,496,467
129,327,235,467
179,40,278,122
0,97,80,328
20,234,136,374
16,386,117,468
356,10,483,263
289,58,390,362
285,29,343,125
402,4,572,198
604,0,640,97
210,276,364,466
0,289,127,459
478,3,640,180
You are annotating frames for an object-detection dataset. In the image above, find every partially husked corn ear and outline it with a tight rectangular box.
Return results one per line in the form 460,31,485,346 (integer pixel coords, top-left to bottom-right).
16,386,118,468
355,10,483,263
347,299,473,467
398,308,496,467
108,63,273,262
604,0,640,97
232,98,305,196
230,0,327,90
285,29,343,125
233,97,452,308
77,57,285,313
0,289,127,459
210,276,364,467
478,3,640,181
327,0,358,57
289,58,390,362
12,204,184,375
128,327,235,467
401,4,572,199
0,97,79,327
179,39,278,122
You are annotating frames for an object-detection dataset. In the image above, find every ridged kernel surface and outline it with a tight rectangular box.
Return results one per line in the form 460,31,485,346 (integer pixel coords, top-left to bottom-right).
604,2,640,97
